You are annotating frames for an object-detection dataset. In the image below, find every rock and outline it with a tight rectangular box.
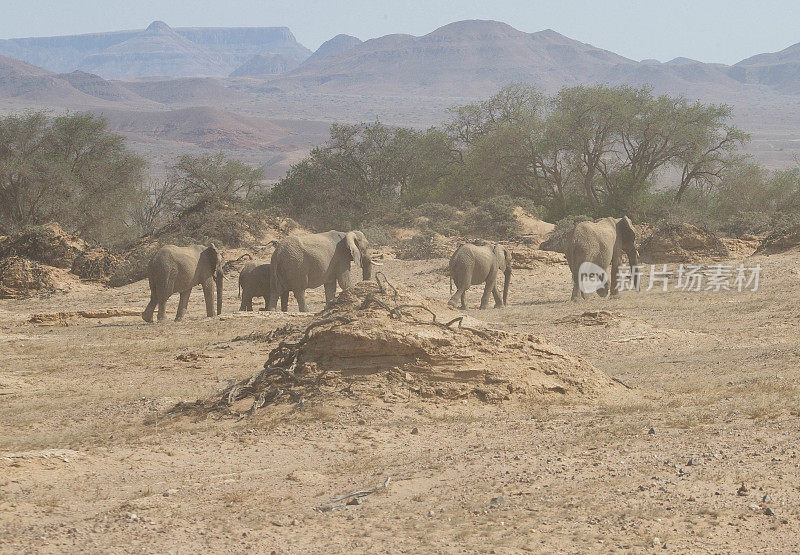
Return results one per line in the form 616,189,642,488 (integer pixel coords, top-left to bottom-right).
737,483,748,496
687,458,697,466
652,537,661,547
346,497,363,506
428,510,435,517
648,428,656,435
411,427,419,435
748,503,760,510
762,494,771,503
357,419,366,425
764,507,775,516
490,495,505,508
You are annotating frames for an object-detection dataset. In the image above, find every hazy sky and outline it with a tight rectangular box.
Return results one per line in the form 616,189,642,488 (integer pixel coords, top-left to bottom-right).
3,0,800,65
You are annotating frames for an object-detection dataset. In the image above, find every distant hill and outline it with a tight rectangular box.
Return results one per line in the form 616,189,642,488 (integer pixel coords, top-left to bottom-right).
116,76,242,105
302,34,362,65
273,21,637,96
77,21,229,79
269,19,779,99
0,54,153,108
0,22,312,78
230,53,300,77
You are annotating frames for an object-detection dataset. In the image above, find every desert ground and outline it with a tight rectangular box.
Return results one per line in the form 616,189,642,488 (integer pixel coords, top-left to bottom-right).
1,248,800,553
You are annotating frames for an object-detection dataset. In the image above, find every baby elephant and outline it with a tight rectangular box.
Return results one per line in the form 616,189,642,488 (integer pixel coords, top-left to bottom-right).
238,262,273,311
448,242,512,309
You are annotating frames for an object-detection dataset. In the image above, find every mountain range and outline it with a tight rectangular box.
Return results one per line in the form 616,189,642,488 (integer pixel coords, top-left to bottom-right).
0,21,311,78
5,19,800,171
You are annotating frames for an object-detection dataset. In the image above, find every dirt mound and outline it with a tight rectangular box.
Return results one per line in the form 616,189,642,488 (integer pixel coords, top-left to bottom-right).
71,248,126,282
180,281,620,416
0,256,69,298
754,225,800,255
396,233,455,260
557,311,624,326
720,236,761,259
509,246,567,269
28,308,142,326
0,223,87,268
639,222,729,263
513,208,554,245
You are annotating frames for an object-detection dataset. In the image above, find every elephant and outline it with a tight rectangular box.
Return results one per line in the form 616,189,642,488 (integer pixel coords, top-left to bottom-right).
142,244,224,322
565,216,639,301
448,242,512,309
267,230,381,312
238,261,280,311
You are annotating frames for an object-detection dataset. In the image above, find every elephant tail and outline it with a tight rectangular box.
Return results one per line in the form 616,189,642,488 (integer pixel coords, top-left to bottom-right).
450,276,453,294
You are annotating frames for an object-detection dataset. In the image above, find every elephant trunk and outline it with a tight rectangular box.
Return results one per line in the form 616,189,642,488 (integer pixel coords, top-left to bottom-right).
361,254,373,281
216,271,224,315
503,267,511,306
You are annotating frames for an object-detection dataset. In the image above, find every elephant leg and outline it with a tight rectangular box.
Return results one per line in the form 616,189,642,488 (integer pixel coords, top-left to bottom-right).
295,289,308,312
280,292,289,312
609,262,620,297
324,281,337,305
447,287,462,307
480,279,494,309
142,290,156,323
157,297,167,322
461,289,467,309
570,266,582,302
492,282,503,308
202,281,215,317
175,290,191,321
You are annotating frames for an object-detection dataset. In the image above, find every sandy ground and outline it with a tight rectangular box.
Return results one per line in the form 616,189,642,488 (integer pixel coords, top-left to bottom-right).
1,252,800,553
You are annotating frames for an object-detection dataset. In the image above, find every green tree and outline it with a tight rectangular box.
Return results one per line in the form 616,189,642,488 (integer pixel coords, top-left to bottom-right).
0,111,145,243
168,152,263,209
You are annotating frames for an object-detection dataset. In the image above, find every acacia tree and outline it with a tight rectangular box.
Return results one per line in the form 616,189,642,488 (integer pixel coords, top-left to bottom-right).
0,111,145,243
168,152,263,208
673,103,748,203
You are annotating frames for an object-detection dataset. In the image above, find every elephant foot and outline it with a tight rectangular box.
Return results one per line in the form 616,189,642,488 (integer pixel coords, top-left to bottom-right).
570,295,582,302
494,303,504,309
141,312,153,323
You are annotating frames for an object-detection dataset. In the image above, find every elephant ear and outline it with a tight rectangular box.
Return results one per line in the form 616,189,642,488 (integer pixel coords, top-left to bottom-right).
345,232,362,268
616,217,636,245
202,244,221,274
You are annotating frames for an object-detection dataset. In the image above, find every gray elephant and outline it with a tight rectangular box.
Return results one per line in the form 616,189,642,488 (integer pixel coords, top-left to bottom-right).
238,261,282,311
448,242,512,309
268,230,380,312
565,216,639,301
142,244,223,322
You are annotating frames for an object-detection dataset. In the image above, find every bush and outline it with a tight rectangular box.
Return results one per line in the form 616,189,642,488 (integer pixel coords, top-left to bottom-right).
362,225,396,247
396,231,453,260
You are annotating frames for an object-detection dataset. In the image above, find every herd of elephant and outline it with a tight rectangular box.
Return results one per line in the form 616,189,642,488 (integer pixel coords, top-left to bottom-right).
141,217,639,322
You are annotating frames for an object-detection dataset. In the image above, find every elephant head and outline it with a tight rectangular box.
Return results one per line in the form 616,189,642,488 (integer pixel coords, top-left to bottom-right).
343,231,379,281
200,244,224,315
616,217,640,290
493,244,513,305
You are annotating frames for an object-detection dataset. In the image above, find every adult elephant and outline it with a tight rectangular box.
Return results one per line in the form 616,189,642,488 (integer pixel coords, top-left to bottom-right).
448,242,512,309
238,261,281,311
268,230,379,312
142,244,223,322
565,216,639,301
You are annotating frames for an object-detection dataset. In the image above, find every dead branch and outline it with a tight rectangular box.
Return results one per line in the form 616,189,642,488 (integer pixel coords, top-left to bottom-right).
314,476,392,512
